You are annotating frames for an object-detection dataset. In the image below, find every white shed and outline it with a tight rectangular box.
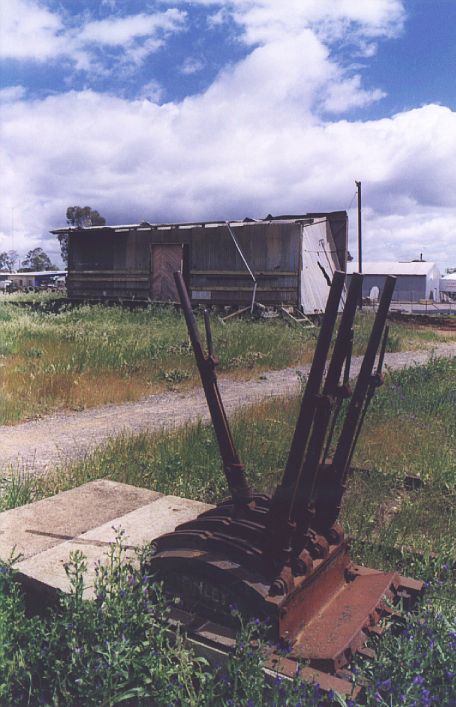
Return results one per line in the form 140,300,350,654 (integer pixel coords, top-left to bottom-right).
440,273,456,297
346,261,440,302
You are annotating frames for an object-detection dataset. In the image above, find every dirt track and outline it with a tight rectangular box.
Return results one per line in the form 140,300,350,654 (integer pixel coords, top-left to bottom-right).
1,342,455,476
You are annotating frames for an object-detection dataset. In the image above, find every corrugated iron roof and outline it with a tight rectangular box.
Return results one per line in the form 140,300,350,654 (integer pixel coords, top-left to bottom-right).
346,261,438,276
50,213,341,236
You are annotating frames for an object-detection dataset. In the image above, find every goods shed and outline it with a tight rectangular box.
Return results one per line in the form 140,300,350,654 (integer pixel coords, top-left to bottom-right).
51,211,347,313
346,261,440,302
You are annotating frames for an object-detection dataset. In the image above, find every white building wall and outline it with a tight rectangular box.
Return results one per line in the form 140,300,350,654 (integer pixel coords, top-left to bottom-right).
300,220,344,312
425,264,440,301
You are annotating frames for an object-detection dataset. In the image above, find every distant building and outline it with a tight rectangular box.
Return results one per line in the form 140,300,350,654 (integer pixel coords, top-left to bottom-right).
51,212,348,313
9,271,66,289
440,272,456,298
346,261,440,302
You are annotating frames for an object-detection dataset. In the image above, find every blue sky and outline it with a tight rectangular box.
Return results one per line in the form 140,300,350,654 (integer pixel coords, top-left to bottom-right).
361,0,456,118
1,0,456,270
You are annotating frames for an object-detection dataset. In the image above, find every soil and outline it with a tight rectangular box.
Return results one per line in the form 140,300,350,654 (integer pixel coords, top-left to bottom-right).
1,342,455,476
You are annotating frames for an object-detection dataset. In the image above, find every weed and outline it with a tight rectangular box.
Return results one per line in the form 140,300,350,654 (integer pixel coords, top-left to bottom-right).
0,299,453,424
159,368,191,389
0,533,454,704
385,333,401,352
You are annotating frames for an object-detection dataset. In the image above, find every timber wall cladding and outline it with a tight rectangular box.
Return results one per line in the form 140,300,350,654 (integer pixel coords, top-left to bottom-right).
150,244,183,301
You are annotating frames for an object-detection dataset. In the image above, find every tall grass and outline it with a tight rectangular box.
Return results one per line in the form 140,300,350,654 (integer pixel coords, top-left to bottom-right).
0,303,313,424
0,298,454,424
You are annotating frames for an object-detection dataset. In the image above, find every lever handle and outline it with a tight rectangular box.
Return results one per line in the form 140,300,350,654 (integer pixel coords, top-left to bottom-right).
204,310,214,358
376,325,389,377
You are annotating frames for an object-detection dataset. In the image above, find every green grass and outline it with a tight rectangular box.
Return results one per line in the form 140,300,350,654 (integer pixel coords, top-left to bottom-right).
0,296,454,424
6,357,455,547
0,358,455,704
0,301,313,424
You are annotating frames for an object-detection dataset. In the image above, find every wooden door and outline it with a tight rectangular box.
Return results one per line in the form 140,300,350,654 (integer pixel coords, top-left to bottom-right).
150,244,183,301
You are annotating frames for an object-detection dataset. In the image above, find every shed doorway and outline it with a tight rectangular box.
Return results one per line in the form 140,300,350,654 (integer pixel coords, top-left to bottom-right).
150,244,183,301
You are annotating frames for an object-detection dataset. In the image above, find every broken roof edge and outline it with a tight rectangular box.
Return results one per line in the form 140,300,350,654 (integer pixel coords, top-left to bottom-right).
50,211,347,236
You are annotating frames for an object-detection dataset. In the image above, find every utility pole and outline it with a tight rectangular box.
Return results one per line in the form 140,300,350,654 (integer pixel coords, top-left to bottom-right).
355,180,362,309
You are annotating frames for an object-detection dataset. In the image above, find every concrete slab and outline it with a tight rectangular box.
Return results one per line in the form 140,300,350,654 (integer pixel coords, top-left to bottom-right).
15,495,211,604
0,480,160,562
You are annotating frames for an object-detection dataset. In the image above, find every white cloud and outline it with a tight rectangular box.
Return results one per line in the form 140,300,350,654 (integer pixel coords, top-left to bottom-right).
0,1,187,73
322,75,386,113
356,207,456,268
0,0,65,62
79,10,186,46
2,0,456,270
2,86,456,268
181,57,205,75
137,80,165,103
207,9,230,29
162,0,405,45
0,86,27,102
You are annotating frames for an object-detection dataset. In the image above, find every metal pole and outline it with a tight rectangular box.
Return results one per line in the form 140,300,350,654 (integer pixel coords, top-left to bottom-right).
355,180,362,309
225,222,258,313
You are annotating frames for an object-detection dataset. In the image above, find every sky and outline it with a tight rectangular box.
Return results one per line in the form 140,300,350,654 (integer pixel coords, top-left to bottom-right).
1,0,456,270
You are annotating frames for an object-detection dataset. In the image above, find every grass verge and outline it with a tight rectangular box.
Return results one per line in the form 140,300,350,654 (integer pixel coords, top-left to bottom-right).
0,297,454,424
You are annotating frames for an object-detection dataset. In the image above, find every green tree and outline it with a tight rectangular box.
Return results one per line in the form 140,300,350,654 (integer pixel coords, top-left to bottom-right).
58,206,106,265
19,248,58,272
0,250,18,272
66,206,106,228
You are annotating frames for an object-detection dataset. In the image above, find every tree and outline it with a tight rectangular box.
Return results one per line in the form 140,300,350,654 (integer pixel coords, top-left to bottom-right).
0,250,19,272
19,248,58,272
58,206,106,265
66,206,106,228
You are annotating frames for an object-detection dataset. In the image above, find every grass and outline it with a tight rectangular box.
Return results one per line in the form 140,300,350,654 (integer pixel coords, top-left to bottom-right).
10,355,452,488
4,357,456,542
0,296,454,425
0,320,455,702
0,301,311,424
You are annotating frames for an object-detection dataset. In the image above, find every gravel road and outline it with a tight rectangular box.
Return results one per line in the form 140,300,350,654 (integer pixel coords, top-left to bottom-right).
1,342,455,476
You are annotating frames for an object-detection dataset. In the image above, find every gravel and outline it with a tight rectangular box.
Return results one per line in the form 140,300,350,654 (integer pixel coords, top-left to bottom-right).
1,342,455,476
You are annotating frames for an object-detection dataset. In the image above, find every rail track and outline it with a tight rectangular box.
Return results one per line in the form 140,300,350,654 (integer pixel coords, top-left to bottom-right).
388,311,456,332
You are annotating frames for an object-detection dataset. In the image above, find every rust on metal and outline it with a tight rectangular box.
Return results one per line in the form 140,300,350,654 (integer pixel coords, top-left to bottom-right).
146,270,424,693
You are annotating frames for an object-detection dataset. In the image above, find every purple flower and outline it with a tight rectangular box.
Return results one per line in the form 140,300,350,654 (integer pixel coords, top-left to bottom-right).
421,688,431,705
378,678,392,690
413,675,425,685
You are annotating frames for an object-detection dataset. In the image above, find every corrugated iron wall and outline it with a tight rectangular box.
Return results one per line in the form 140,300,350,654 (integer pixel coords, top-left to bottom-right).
68,228,191,300
189,222,301,305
